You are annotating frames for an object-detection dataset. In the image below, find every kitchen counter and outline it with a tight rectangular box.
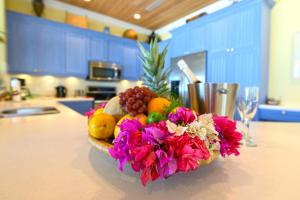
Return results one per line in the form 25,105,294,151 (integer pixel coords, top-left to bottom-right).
1,100,300,199
32,96,94,102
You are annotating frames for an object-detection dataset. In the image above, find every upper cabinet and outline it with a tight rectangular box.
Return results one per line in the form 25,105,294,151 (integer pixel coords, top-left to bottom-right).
7,11,145,80
7,12,37,74
122,41,141,80
108,38,124,64
65,29,89,77
89,34,108,61
36,22,66,76
166,0,272,103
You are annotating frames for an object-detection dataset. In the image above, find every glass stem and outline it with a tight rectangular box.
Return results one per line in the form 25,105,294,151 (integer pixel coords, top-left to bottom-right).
242,118,250,142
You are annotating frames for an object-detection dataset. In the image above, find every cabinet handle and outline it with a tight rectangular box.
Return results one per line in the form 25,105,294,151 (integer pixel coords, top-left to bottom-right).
231,48,234,52
226,48,230,52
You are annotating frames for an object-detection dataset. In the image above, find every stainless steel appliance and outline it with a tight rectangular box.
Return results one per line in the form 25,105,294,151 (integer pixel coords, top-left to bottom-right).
88,61,121,81
86,86,116,107
169,51,206,106
188,83,238,119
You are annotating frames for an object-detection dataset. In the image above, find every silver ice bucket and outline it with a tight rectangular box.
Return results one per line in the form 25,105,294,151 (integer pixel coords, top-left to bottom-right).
188,83,239,119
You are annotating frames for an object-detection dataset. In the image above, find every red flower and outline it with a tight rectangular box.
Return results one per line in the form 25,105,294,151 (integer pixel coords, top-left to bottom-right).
169,133,210,173
213,115,243,157
131,144,159,186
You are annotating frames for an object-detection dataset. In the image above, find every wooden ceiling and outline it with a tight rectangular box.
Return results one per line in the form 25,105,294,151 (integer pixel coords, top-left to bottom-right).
58,0,217,30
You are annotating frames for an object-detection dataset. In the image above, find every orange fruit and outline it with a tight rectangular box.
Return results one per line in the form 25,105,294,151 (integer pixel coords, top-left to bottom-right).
114,114,147,138
147,97,171,114
88,113,116,139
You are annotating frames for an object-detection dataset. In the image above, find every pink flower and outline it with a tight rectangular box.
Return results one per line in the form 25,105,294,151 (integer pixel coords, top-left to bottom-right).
168,107,197,125
168,133,210,173
213,115,243,157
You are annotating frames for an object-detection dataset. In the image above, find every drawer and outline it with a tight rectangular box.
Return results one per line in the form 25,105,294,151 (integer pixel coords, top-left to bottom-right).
258,108,300,122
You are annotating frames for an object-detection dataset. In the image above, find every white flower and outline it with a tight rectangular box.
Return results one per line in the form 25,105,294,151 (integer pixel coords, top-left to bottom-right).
166,120,187,136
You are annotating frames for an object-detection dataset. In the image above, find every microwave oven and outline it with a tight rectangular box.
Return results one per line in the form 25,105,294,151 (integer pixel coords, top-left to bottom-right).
88,61,121,81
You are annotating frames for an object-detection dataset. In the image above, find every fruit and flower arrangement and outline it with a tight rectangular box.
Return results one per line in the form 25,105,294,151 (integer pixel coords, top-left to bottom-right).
86,38,243,186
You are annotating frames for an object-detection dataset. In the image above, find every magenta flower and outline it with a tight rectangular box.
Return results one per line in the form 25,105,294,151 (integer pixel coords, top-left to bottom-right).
213,115,243,157
155,149,177,178
168,107,197,125
109,119,143,171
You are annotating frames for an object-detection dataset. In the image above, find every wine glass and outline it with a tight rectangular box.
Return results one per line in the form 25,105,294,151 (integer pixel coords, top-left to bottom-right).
237,87,259,147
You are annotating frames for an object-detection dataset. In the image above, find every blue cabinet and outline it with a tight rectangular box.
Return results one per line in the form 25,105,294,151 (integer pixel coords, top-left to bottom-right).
108,38,124,64
7,12,66,75
59,100,94,115
7,11,146,80
188,23,208,53
36,23,66,75
259,107,300,122
166,0,272,105
89,34,108,61
7,12,37,74
65,30,89,77
122,43,139,80
171,28,189,57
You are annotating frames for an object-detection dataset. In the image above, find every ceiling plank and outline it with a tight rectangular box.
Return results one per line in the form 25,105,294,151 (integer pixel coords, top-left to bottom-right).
58,0,217,30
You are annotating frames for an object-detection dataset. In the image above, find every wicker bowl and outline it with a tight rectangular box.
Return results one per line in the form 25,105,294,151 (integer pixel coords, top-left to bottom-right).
88,135,219,165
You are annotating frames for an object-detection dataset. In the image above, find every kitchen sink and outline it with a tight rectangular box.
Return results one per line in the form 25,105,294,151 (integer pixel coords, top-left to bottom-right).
0,107,60,118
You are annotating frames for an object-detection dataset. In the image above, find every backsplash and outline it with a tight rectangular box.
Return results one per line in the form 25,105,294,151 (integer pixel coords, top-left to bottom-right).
5,74,142,97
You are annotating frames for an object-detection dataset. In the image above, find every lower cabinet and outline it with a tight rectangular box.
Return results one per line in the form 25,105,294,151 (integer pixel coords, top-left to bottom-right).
59,100,94,115
258,107,300,122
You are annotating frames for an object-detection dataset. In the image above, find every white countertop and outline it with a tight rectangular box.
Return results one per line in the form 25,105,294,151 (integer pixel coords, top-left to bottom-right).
1,99,300,200
33,96,94,102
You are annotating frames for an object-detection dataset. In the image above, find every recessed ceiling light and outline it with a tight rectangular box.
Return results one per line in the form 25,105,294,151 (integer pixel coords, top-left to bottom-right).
133,13,141,20
83,0,92,2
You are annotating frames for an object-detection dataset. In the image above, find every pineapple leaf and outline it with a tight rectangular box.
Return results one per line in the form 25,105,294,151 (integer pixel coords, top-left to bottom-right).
138,36,172,97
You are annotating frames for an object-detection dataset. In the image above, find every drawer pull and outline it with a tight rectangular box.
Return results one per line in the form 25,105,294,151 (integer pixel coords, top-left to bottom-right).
281,110,287,115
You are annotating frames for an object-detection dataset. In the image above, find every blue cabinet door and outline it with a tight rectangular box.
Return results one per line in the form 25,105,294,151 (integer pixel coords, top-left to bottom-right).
90,35,108,61
207,51,230,83
65,30,89,77
171,29,188,57
209,14,234,53
36,23,66,75
108,38,123,64
188,23,208,53
122,43,139,80
231,4,260,50
229,48,259,86
7,12,37,74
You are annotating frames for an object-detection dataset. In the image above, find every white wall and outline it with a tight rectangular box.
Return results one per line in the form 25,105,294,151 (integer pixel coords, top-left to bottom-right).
6,74,142,97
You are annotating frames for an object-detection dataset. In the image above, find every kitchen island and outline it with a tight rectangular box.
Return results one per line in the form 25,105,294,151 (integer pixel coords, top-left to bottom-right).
1,100,300,200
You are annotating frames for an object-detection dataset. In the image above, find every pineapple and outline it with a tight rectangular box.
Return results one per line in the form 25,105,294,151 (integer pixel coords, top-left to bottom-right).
138,37,172,97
